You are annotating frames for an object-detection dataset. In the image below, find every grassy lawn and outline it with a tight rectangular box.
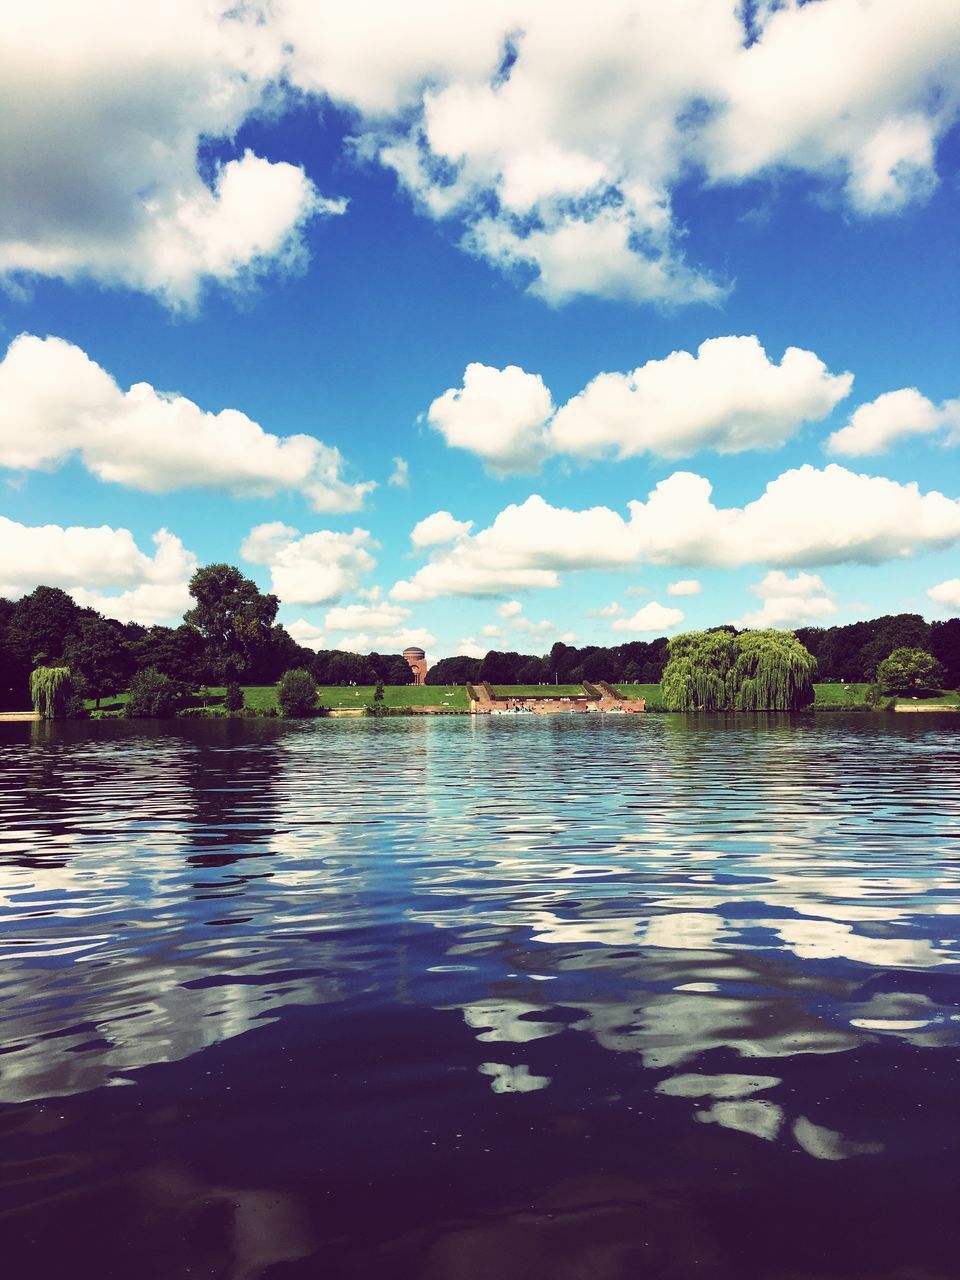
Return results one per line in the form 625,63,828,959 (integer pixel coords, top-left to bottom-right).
812,683,872,709
609,683,666,709
89,683,470,715
490,684,586,697
87,679,956,718
316,685,469,710
894,690,959,707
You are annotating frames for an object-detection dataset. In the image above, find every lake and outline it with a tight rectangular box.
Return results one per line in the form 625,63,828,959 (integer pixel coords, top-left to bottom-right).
1,714,959,1279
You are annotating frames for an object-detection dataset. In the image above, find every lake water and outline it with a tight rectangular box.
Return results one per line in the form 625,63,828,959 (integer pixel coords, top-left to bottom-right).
1,714,959,1279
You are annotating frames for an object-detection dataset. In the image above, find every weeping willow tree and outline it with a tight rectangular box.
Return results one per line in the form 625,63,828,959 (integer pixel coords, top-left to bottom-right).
661,630,816,711
30,666,76,719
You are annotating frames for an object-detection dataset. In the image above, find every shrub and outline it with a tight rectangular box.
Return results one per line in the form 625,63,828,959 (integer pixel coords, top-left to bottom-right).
876,647,944,696
125,668,188,718
224,681,244,713
277,668,319,717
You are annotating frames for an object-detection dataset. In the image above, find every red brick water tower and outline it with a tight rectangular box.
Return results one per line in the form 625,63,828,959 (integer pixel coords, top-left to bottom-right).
403,646,428,686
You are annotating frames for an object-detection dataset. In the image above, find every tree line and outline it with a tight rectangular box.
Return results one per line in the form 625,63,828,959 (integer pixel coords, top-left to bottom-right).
794,613,960,687
428,613,960,691
3,567,958,714
0,564,413,712
427,637,671,687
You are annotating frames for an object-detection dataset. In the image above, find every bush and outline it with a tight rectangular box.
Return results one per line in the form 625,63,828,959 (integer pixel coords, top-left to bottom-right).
277,668,319,717
125,668,188,718
876,647,944,696
224,681,244,713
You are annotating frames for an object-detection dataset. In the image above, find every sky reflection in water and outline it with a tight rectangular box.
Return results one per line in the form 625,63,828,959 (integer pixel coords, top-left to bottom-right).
1,715,959,1278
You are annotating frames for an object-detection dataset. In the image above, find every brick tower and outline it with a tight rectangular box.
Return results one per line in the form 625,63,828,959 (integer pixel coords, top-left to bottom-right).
402,646,428,686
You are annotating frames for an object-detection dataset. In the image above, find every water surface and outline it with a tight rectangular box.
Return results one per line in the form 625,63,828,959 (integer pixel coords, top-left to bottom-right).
1,715,959,1278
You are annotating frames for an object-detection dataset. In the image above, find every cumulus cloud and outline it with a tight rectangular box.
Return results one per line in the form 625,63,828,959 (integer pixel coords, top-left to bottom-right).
287,620,327,650
388,456,410,487
737,570,838,629
6,4,957,309
0,335,373,511
0,3,344,304
336,625,435,654
827,388,960,456
427,338,851,473
410,510,474,547
241,521,376,605
427,362,554,474
592,602,624,617
454,637,488,660
612,602,685,633
324,602,412,633
927,579,960,611
0,520,196,623
390,465,960,600
551,338,852,461
498,600,523,619
279,0,960,305
668,579,702,596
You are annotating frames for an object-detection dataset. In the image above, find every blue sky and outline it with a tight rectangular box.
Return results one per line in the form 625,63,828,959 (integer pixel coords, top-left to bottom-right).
1,1,959,659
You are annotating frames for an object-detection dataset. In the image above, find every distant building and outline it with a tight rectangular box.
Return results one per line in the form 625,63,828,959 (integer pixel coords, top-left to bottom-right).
403,646,428,686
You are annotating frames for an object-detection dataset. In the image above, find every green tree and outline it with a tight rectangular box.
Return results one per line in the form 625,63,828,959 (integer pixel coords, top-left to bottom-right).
8,586,82,666
30,666,77,719
130,624,207,688
125,668,188,718
278,668,319,717
374,680,385,702
662,629,816,711
224,681,244,713
63,618,129,708
876,647,944,696
0,598,30,709
184,565,278,682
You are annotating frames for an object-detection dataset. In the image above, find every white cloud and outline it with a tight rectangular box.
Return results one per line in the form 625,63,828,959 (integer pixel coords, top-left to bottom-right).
0,335,373,511
390,465,960,600
498,600,523,619
241,522,376,606
667,579,702,596
827,388,960,456
551,337,852,461
927,579,960,611
357,585,383,602
0,520,196,624
287,620,327,650
410,510,474,548
324,602,411,632
593,602,623,617
6,4,957,309
737,570,838,629
454,637,487,659
481,624,502,638
281,0,960,306
0,4,343,304
612,602,685,633
427,362,553,474
336,626,435,654
71,582,193,628
428,338,851,473
388,456,410,487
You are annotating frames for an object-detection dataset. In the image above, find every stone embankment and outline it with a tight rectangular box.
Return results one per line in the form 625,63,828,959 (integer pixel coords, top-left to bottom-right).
468,681,645,715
